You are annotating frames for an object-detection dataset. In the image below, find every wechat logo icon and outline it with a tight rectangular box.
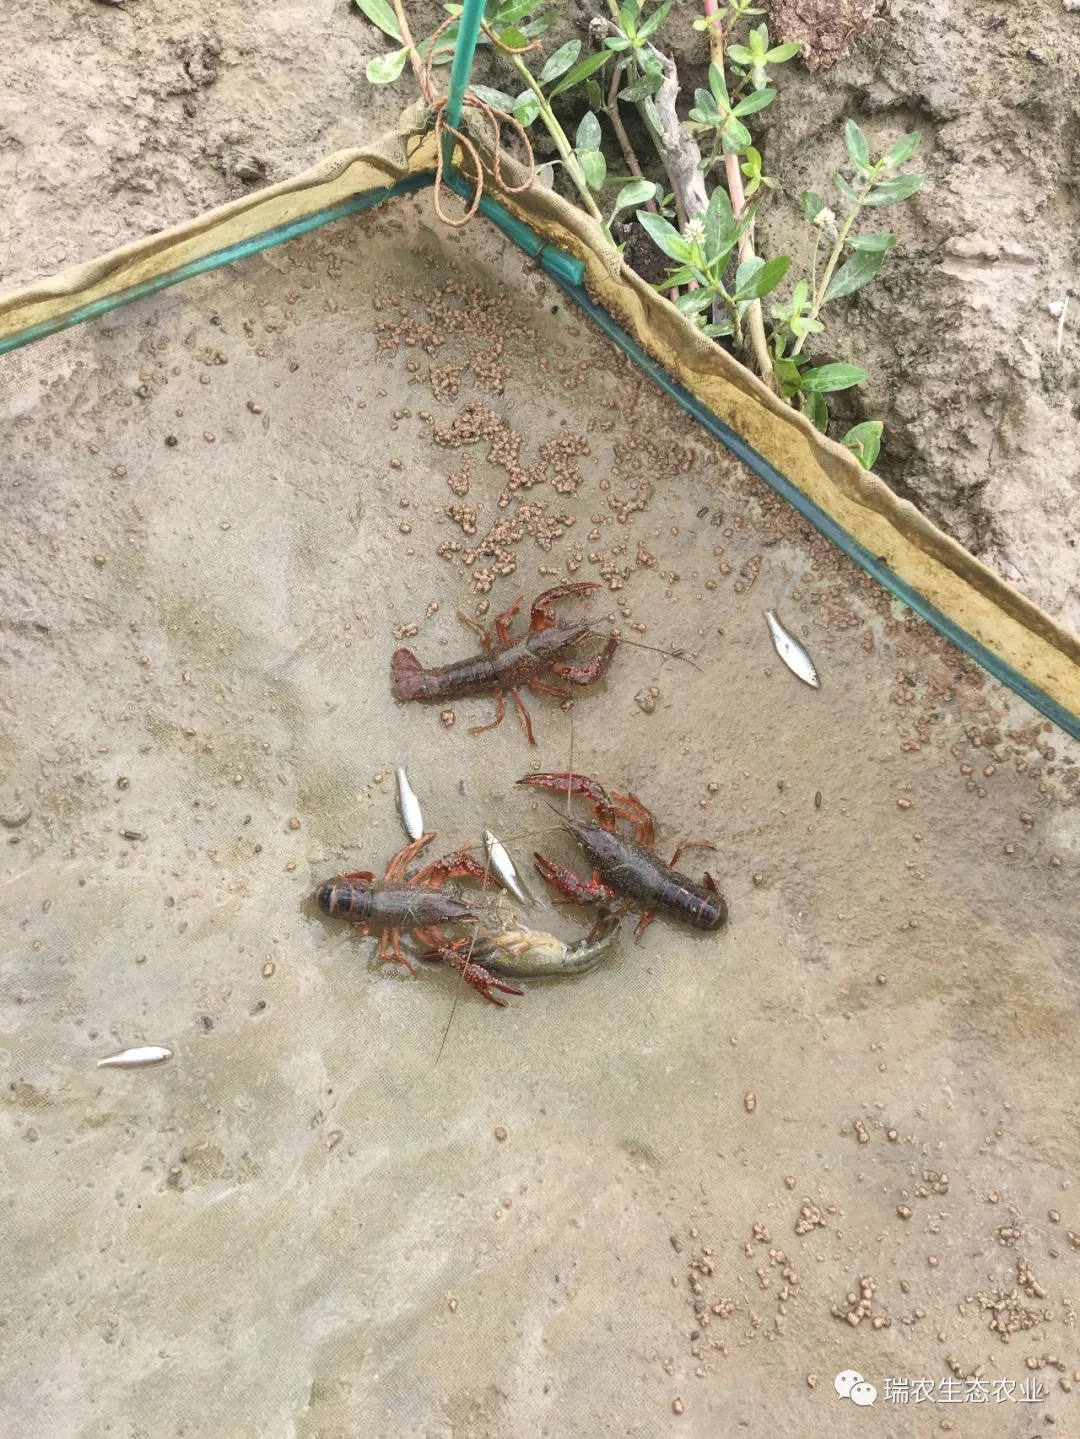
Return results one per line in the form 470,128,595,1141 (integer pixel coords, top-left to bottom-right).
835,1370,877,1407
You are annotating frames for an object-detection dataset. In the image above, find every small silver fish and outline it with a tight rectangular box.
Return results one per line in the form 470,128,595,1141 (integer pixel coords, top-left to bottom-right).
483,827,533,906
764,610,820,689
97,1045,173,1069
396,765,424,841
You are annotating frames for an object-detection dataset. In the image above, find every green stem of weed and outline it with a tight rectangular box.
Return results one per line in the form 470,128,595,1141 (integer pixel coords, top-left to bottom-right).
793,176,874,356
508,53,607,228
704,0,775,388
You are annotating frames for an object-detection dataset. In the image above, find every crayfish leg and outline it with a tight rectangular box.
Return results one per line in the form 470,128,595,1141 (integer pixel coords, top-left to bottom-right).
527,678,570,701
378,928,418,977
455,611,494,652
634,907,658,939
510,688,537,746
606,790,656,847
494,595,524,644
469,691,506,737
384,834,436,881
668,838,717,871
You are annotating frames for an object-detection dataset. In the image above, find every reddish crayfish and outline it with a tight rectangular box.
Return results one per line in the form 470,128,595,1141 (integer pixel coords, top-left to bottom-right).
316,833,524,1006
517,773,728,936
391,582,618,745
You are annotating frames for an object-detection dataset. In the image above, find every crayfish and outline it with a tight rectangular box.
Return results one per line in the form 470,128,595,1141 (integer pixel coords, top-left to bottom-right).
316,834,524,1006
391,582,618,745
517,773,728,936
422,909,622,988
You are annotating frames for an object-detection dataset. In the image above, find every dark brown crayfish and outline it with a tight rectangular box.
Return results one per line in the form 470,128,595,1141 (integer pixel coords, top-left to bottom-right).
391,582,618,745
316,833,524,1006
517,773,728,936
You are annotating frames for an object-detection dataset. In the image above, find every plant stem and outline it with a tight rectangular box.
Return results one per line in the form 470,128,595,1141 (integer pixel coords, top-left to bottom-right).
606,63,652,201
507,52,607,226
703,0,775,388
589,0,702,226
792,180,872,356
605,63,680,299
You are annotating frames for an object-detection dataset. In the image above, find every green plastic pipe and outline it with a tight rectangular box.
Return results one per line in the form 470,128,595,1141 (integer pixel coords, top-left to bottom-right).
0,174,432,358
441,171,587,284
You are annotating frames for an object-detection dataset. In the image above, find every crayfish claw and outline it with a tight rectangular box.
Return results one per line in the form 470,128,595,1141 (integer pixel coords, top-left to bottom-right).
516,771,609,804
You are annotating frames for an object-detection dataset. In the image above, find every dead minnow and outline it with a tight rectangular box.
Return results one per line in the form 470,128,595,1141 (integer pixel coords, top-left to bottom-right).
764,610,820,689
96,1045,173,1069
396,765,424,841
483,827,532,906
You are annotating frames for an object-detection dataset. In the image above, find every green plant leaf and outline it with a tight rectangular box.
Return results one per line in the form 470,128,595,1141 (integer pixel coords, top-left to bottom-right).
881,131,920,169
586,77,604,109
726,43,755,65
834,172,860,205
514,92,541,126
643,95,661,132
638,0,673,39
732,87,775,117
354,0,403,40
824,247,885,300
843,420,883,469
469,84,517,111
519,16,551,37
620,73,662,102
847,231,896,252
705,185,736,248
637,210,693,262
535,162,555,189
807,391,829,432
722,116,752,153
676,289,714,316
702,320,735,338
618,4,638,37
708,61,730,107
500,24,529,47
691,87,720,120
734,257,763,294
765,40,801,62
579,147,607,190
734,253,791,301
800,363,866,393
843,119,871,170
605,34,633,50
494,0,546,24
661,263,699,287
365,47,408,83
612,179,657,215
801,190,825,222
540,38,580,83
863,173,925,206
576,111,602,151
549,47,610,97
774,357,803,390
